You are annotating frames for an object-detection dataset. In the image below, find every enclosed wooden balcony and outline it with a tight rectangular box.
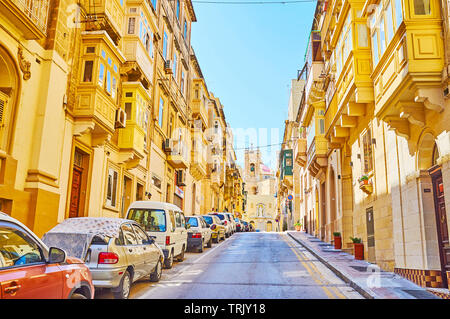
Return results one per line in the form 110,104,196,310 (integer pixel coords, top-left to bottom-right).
0,0,49,39
167,140,189,169
367,0,445,148
118,123,145,157
190,131,207,180
122,39,154,89
306,136,328,178
79,0,125,44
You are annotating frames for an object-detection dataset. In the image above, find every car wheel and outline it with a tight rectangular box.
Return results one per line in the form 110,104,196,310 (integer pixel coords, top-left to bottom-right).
177,245,185,262
150,259,162,282
70,293,87,299
207,237,212,248
164,251,174,269
113,270,131,299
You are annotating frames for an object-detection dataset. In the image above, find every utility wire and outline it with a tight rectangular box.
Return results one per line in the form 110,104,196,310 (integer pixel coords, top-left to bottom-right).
191,0,316,4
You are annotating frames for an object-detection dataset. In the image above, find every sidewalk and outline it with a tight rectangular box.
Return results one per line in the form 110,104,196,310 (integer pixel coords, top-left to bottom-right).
287,231,440,299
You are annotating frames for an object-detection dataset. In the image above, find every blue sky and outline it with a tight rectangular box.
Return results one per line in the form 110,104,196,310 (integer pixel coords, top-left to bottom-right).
190,1,316,170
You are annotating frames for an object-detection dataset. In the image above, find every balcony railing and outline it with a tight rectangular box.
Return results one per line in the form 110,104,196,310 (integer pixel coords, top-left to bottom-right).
16,0,49,34
0,0,50,38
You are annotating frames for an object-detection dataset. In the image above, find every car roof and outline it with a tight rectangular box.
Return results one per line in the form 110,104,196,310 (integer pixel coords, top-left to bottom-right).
128,200,182,212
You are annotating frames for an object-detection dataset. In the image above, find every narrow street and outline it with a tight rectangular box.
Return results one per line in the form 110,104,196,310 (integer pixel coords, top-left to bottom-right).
96,232,363,299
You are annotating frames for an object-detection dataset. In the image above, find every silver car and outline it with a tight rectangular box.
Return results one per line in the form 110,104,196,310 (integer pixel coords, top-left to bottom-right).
42,217,164,299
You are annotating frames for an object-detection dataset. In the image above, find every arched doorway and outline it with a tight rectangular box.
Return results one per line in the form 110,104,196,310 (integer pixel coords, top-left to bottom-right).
0,45,20,153
418,133,449,288
266,221,272,232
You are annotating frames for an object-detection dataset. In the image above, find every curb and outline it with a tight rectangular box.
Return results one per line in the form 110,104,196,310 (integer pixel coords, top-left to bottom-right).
286,231,376,299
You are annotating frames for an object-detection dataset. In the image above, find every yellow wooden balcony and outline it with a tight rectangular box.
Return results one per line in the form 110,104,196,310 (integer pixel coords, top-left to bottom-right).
122,38,154,88
294,135,307,167
306,136,328,178
368,0,444,145
190,132,207,180
0,0,49,39
167,141,189,169
79,0,125,44
118,123,145,157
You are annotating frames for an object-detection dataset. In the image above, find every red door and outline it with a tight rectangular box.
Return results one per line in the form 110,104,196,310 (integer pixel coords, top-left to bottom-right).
0,222,64,299
69,167,82,218
0,264,64,299
431,168,450,288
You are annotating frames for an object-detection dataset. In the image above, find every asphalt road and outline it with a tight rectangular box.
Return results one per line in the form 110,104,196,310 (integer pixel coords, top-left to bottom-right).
96,232,363,299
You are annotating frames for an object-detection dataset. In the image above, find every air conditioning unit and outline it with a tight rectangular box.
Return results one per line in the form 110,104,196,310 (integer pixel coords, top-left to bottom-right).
176,169,186,186
163,138,173,153
164,60,173,74
115,108,127,128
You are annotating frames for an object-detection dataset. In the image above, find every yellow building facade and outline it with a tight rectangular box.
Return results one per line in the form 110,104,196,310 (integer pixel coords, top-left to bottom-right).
283,0,450,290
0,0,241,238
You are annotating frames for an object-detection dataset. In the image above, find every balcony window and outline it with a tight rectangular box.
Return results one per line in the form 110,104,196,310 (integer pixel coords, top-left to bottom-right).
173,52,177,80
106,167,119,208
159,97,164,128
385,2,394,43
371,32,379,66
128,17,136,34
357,24,369,48
181,70,185,95
335,13,352,78
98,63,105,86
184,21,188,39
82,61,94,82
362,129,373,174
163,31,168,60
395,0,403,28
413,0,431,15
151,0,157,10
176,0,180,20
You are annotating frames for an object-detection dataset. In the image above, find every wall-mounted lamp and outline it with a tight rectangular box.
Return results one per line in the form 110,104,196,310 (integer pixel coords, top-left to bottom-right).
338,175,341,179
357,154,361,159
372,138,376,146
350,161,353,167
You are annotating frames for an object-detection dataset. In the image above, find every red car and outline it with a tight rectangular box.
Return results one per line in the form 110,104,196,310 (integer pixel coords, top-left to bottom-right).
0,213,94,299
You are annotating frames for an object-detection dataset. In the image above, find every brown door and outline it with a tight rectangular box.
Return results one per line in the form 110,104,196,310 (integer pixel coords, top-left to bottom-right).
431,168,449,288
69,167,82,218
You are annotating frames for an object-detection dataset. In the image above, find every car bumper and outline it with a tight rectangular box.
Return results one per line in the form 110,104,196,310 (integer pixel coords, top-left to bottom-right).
90,266,128,289
187,237,203,249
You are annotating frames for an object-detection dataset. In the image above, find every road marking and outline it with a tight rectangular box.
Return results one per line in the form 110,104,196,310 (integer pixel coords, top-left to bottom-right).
281,234,336,299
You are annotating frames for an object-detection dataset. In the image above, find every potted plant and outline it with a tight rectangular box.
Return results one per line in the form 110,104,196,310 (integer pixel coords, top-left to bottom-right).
358,175,369,186
333,232,342,249
294,221,302,231
350,237,364,260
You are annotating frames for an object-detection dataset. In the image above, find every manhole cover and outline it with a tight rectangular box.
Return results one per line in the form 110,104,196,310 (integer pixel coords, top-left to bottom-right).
402,289,437,299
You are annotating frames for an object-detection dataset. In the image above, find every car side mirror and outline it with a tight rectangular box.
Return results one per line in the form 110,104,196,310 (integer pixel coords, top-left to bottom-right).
48,247,66,264
186,224,191,229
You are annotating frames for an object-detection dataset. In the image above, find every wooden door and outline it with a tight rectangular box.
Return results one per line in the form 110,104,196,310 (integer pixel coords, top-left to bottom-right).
431,168,449,288
69,167,82,218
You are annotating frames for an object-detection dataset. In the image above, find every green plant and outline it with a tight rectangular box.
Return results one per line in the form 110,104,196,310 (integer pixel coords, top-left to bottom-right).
358,175,369,182
333,232,341,237
294,220,302,227
350,237,362,243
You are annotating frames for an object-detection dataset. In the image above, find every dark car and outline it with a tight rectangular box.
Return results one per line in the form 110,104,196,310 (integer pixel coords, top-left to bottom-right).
234,218,242,232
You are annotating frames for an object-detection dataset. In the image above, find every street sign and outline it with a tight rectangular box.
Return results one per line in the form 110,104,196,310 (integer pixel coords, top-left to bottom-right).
288,194,293,200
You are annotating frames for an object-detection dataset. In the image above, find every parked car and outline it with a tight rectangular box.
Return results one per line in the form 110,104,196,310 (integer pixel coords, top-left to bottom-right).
185,216,212,252
208,213,232,237
201,215,226,243
243,221,250,232
0,213,94,299
42,217,164,299
234,218,242,232
223,213,237,234
126,201,188,269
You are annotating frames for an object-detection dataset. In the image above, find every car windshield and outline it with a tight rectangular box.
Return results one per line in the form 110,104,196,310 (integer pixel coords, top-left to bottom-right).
202,216,213,225
215,214,225,220
127,209,166,232
234,218,239,222
186,217,198,227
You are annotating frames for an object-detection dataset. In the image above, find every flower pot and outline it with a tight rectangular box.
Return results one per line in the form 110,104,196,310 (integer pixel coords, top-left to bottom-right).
353,243,364,260
295,225,301,231
334,236,342,249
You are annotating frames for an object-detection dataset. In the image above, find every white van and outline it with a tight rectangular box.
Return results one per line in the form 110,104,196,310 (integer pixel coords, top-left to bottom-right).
126,201,188,269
